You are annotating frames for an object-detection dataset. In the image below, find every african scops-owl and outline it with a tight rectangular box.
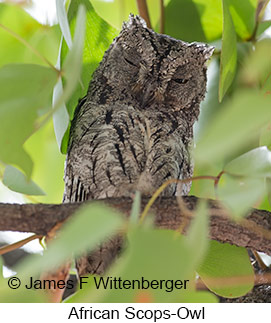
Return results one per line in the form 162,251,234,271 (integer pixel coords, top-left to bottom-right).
63,15,213,275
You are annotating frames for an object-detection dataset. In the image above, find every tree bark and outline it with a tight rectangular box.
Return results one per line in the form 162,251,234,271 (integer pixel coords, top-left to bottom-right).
0,196,271,254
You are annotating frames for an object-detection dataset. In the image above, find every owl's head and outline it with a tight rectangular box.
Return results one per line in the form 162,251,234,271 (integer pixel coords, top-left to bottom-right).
90,15,214,121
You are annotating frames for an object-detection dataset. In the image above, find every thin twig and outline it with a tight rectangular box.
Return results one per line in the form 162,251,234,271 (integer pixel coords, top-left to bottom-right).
175,195,194,235
247,20,260,43
140,176,218,222
159,0,165,34
246,0,269,43
136,0,152,29
214,170,225,198
0,234,43,256
252,251,269,271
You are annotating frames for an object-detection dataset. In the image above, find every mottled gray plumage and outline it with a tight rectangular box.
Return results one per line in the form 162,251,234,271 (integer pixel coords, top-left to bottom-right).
63,15,213,275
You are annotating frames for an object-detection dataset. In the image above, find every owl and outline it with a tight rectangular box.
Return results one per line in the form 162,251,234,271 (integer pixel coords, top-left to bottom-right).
63,15,214,275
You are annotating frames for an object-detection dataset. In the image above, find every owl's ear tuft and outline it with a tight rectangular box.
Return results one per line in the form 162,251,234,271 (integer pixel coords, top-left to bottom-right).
201,45,215,61
123,14,147,29
189,43,215,61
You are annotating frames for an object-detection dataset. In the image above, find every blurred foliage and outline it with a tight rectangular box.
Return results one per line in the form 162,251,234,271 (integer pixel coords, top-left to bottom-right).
57,0,118,153
198,241,254,298
67,201,209,303
0,0,271,303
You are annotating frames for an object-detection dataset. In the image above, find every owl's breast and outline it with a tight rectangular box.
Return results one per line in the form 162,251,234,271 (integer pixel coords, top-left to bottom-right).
64,103,193,201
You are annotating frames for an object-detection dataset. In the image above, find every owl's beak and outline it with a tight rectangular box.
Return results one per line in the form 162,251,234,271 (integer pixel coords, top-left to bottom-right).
132,81,155,107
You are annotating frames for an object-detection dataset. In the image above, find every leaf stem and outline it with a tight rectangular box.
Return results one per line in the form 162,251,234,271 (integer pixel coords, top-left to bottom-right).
214,170,225,198
140,175,218,223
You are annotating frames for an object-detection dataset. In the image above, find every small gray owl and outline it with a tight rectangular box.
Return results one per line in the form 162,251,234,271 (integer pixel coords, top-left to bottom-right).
63,15,214,275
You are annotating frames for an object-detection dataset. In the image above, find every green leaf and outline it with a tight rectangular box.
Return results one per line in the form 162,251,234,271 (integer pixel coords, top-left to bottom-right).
3,165,45,195
91,0,137,30
195,59,220,141
70,204,209,303
0,279,47,303
164,0,257,42
91,0,163,32
52,70,71,153
194,90,271,166
198,241,254,298
64,0,118,105
224,146,271,178
72,228,196,302
24,120,66,204
255,0,270,23
260,123,271,150
227,0,257,40
56,0,72,49
58,0,118,153
165,0,210,42
0,250,47,302
262,73,271,95
256,20,271,38
240,39,271,88
0,247,46,302
217,175,265,218
17,203,124,276
0,256,3,280
185,201,209,263
0,3,60,67
62,5,86,100
219,0,237,102
0,64,59,178
53,5,86,153
266,177,271,207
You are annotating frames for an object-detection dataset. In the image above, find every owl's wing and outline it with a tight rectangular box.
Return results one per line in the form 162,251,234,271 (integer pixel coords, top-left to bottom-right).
63,101,147,202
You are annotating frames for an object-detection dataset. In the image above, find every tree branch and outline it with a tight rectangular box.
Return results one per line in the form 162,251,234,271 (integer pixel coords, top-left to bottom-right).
0,196,271,254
